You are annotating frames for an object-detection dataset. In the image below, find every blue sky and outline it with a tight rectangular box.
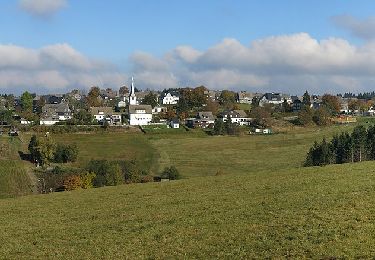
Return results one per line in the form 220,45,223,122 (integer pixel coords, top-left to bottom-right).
2,0,375,94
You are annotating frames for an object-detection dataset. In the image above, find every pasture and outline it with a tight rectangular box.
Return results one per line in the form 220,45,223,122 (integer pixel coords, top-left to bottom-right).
1,161,375,258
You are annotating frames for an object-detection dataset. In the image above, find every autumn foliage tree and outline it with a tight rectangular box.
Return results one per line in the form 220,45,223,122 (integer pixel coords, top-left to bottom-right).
322,94,340,114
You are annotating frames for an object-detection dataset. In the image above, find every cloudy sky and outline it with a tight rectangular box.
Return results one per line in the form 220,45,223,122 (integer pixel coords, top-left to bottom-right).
1,0,375,94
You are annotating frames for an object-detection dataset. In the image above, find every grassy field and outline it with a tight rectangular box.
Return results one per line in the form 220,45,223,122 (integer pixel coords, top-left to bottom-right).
0,135,32,199
2,123,375,257
1,161,375,258
151,124,356,177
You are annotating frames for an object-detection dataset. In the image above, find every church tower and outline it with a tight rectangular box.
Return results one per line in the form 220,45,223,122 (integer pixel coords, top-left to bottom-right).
129,76,137,105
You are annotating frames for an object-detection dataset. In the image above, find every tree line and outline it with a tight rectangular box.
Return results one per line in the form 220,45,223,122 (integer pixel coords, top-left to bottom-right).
304,125,375,166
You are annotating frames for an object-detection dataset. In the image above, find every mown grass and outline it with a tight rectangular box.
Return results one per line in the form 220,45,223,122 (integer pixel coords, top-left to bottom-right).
1,161,375,258
151,124,357,177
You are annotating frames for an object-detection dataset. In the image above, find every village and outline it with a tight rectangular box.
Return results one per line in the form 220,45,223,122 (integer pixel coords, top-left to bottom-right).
0,77,372,135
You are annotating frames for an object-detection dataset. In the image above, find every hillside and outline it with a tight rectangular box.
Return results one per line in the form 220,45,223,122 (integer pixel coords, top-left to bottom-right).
1,161,375,258
0,135,33,199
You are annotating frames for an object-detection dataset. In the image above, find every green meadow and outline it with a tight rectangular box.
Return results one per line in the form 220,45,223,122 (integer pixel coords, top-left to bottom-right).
2,123,375,258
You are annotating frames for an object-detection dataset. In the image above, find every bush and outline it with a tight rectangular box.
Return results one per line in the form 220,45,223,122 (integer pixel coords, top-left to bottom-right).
63,175,83,191
54,144,79,163
161,166,181,180
87,160,124,187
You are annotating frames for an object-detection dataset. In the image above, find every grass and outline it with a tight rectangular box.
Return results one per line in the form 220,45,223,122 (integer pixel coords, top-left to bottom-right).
2,123,375,257
1,161,375,258
0,135,32,199
151,124,357,177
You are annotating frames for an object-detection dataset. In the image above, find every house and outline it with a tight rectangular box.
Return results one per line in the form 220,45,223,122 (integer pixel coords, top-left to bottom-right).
259,93,284,107
254,128,272,134
128,105,152,126
221,110,252,126
292,99,303,112
152,106,167,114
204,90,218,101
339,98,350,114
117,98,127,108
186,111,215,128
40,102,72,125
100,88,117,100
91,107,122,125
161,92,179,105
170,118,180,129
237,91,254,104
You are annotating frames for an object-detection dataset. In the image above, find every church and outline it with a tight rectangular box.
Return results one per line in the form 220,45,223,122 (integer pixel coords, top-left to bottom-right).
127,77,153,126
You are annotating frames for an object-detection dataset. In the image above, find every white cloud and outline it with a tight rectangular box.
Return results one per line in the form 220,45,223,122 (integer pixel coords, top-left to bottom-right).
19,0,67,17
129,33,375,94
0,43,127,93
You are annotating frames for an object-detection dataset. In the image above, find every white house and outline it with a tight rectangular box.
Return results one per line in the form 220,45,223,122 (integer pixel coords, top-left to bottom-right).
152,106,167,114
117,97,127,108
161,92,179,105
221,110,252,126
128,105,152,126
91,107,122,125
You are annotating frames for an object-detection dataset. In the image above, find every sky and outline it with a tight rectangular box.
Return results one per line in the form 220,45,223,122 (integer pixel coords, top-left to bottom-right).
2,0,375,94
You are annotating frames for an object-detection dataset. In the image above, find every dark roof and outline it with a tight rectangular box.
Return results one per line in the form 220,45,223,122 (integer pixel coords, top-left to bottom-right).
128,105,152,114
263,93,282,101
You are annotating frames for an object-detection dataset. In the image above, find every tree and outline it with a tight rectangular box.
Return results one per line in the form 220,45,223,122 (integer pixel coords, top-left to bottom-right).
63,175,83,191
218,90,236,108
142,92,158,108
36,136,57,166
298,106,313,125
251,96,259,108
302,91,311,107
281,99,291,113
87,86,102,107
119,86,129,96
80,172,96,189
72,109,94,125
204,99,219,115
250,106,271,127
161,166,181,180
54,144,79,163
20,91,33,112
312,107,331,126
213,118,225,135
28,135,39,162
352,125,367,162
322,94,340,115
87,160,125,187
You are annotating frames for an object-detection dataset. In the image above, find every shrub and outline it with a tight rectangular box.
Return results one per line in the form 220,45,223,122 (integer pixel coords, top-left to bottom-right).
161,166,181,180
63,175,83,191
54,144,79,163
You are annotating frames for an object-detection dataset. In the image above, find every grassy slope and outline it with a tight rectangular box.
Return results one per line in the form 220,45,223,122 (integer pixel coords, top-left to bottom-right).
3,124,375,258
151,125,355,177
0,136,32,199
45,132,159,173
1,162,375,258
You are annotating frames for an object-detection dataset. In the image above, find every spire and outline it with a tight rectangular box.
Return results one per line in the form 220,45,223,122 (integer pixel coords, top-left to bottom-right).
129,76,137,105
131,76,135,95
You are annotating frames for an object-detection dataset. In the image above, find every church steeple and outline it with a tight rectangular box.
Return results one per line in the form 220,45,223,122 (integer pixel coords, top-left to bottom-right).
129,76,137,105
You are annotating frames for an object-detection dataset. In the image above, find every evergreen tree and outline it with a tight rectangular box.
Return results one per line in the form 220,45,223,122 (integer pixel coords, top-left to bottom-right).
213,118,225,135
352,125,367,162
302,90,311,107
